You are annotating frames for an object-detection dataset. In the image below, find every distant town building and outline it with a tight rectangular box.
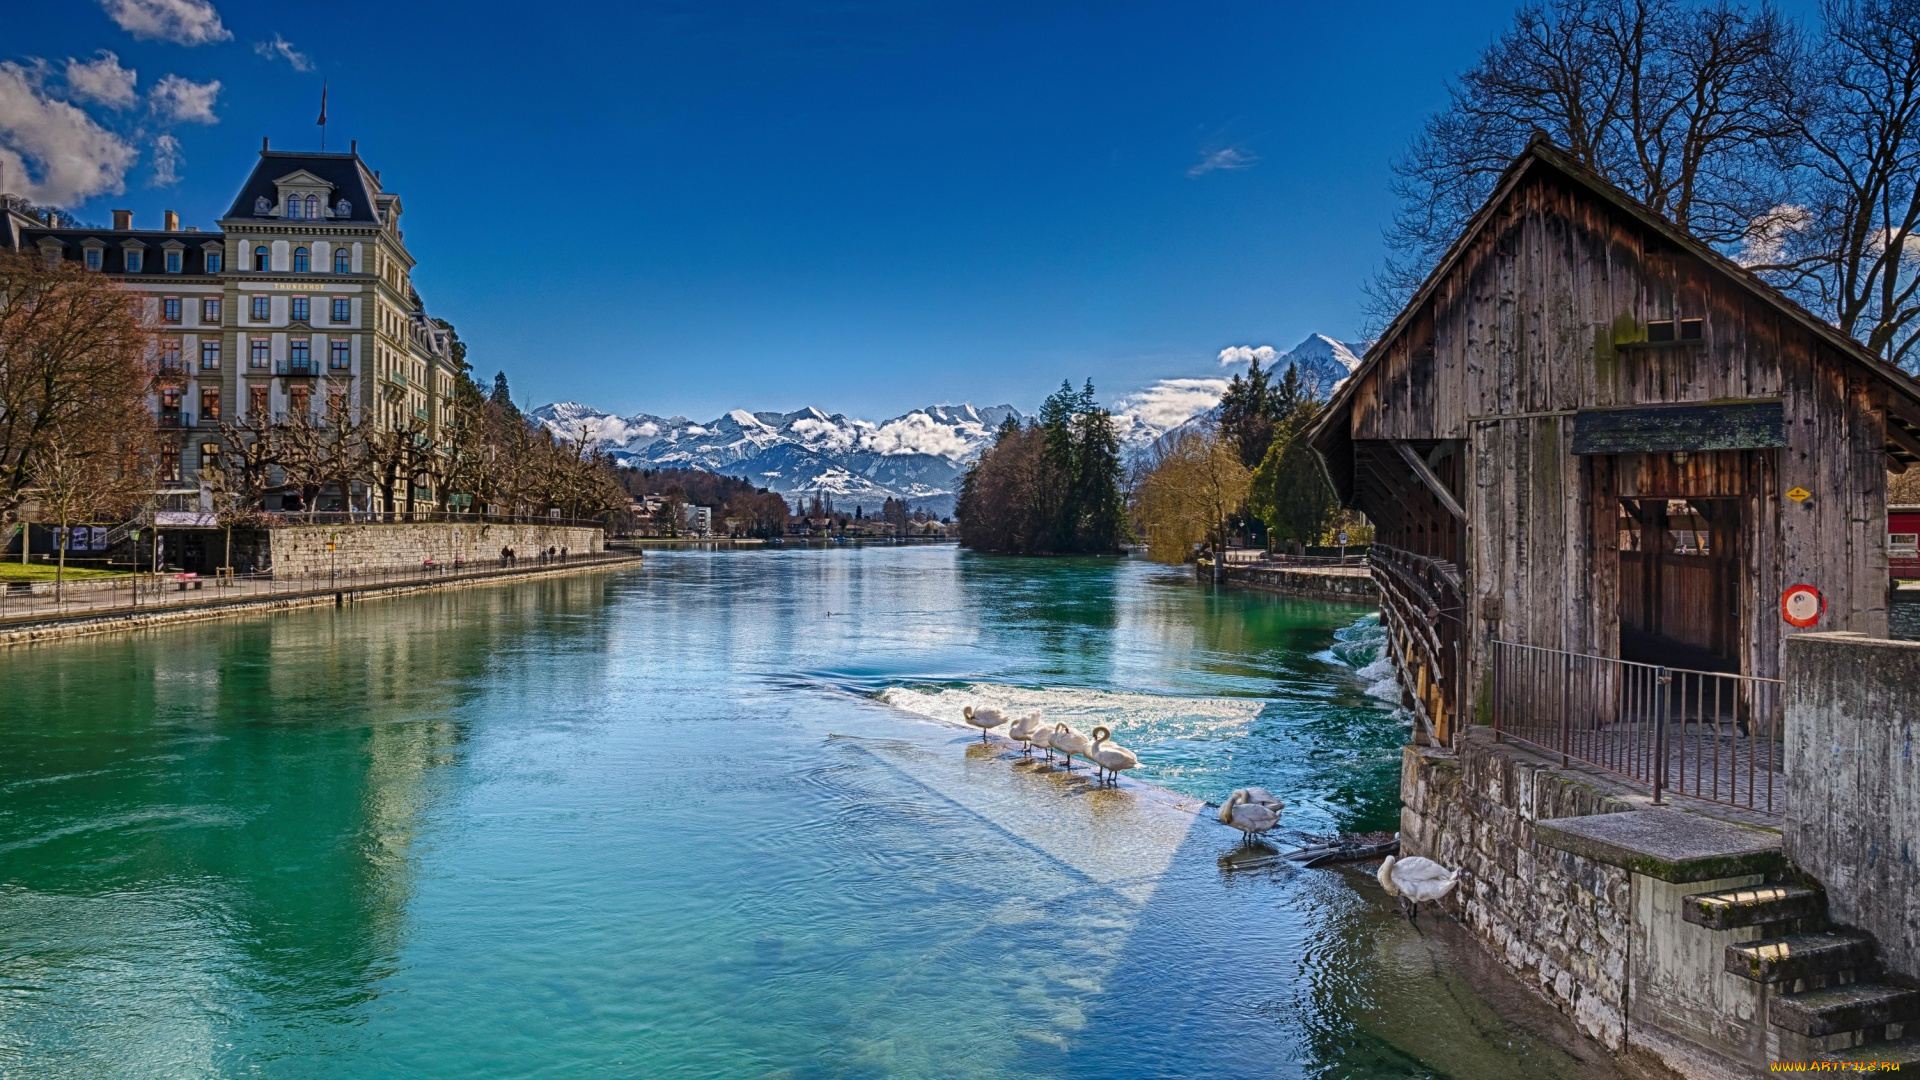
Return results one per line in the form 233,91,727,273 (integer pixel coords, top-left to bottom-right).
0,138,459,510
682,504,713,538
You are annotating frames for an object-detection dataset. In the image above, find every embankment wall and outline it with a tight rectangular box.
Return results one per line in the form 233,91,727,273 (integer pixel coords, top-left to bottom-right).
1216,563,1378,602
270,524,602,575
1785,632,1920,980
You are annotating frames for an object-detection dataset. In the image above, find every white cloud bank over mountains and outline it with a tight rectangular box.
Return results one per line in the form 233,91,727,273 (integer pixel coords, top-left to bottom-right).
533,332,1365,516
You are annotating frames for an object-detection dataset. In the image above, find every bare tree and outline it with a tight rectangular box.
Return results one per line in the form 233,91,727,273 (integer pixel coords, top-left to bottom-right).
1747,0,1920,368
0,251,154,525
207,414,281,570
1371,0,1802,323
31,414,154,598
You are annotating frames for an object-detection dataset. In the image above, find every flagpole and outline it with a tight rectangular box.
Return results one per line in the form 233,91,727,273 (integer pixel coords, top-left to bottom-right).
317,81,328,151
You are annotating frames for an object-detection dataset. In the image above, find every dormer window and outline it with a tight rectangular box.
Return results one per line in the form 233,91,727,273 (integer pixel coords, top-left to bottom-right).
85,248,102,271
126,250,144,273
165,250,182,274
336,199,351,217
205,250,222,273
333,248,350,274
306,194,319,218
293,247,311,272
254,246,270,271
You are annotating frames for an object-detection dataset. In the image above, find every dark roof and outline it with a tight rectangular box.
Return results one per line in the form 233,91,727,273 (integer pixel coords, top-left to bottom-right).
1309,134,1920,459
16,225,224,276
221,150,380,223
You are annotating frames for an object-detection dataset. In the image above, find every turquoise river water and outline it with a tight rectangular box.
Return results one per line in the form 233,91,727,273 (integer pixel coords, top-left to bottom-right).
0,546,1637,1079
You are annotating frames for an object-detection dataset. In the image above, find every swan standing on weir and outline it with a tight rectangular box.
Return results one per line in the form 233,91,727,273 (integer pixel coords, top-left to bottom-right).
1217,789,1282,842
1088,727,1138,786
1029,722,1056,762
1006,712,1044,755
962,705,1009,742
1376,855,1458,921
1051,723,1092,772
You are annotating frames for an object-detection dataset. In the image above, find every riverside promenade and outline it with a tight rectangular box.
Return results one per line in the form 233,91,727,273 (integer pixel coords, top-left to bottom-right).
0,550,642,647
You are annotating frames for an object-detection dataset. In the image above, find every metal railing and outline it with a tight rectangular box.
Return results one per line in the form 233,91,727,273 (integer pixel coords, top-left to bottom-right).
1491,640,1785,815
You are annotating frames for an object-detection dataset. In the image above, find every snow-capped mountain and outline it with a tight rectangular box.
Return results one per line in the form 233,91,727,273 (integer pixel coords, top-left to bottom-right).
532,402,1023,516
1111,332,1367,451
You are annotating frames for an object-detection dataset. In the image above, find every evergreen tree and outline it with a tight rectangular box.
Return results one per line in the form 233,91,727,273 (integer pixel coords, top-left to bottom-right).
1218,356,1283,469
490,372,521,420
1070,382,1125,552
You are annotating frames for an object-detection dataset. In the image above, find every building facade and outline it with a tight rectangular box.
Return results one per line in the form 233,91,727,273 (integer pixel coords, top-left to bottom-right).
1,138,459,511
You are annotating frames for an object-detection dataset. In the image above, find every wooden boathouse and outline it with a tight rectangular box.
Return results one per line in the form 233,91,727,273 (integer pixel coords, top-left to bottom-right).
1309,133,1920,762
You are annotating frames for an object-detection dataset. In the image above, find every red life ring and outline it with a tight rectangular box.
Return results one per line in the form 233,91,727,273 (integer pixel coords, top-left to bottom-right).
1781,584,1824,628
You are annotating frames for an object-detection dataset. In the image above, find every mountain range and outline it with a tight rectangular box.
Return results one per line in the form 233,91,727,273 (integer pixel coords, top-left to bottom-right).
532,332,1365,517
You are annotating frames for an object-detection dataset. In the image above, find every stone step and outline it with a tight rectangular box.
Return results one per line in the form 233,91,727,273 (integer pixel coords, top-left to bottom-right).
1682,884,1826,930
1725,932,1875,983
1770,982,1920,1036
1826,1036,1920,1067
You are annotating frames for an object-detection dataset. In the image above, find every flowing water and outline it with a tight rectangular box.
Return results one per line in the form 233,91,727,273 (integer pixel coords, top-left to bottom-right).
0,547,1636,1079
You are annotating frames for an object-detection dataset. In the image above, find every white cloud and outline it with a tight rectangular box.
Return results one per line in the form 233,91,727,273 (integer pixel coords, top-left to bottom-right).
253,34,314,72
1188,147,1255,177
99,0,231,46
150,133,181,186
65,51,138,109
150,74,220,124
1113,377,1230,443
0,61,137,205
1217,344,1278,367
863,412,980,458
1739,203,1810,267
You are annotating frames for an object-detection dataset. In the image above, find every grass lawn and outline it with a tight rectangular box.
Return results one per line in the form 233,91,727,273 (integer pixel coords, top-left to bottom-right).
0,561,130,581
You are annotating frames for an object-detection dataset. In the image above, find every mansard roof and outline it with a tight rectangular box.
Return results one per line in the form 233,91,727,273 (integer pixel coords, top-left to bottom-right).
221,149,381,224
17,224,224,276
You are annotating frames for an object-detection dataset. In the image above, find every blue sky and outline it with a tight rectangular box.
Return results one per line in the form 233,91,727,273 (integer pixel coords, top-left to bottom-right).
8,1,1649,421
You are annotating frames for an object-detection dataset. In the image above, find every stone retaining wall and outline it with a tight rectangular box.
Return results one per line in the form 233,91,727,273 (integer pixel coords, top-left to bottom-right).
1786,632,1920,981
1400,730,1639,1050
1217,563,1379,601
269,523,603,575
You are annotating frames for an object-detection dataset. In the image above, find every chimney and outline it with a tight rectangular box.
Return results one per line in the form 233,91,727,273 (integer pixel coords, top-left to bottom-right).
112,209,132,230
163,210,179,232
350,139,357,154
262,136,270,151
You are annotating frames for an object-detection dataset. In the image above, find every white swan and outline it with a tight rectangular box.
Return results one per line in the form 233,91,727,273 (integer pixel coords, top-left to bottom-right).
962,705,1009,742
1051,722,1092,772
1006,712,1044,755
1376,855,1458,921
1217,789,1281,841
1242,786,1284,810
1088,726,1139,785
1029,722,1057,761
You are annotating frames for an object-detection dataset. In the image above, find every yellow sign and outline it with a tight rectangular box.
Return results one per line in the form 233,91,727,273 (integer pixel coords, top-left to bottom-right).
1785,487,1812,503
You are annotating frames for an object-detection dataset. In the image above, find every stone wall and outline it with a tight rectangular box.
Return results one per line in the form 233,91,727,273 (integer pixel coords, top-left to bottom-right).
1218,563,1379,602
1399,731,1637,1049
1785,632,1920,980
269,523,603,576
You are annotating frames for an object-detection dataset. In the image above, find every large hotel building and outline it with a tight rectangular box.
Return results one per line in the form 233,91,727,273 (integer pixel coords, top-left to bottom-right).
0,139,460,510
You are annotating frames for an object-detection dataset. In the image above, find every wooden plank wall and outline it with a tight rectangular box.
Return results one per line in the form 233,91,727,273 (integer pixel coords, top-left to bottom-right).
1345,165,1890,717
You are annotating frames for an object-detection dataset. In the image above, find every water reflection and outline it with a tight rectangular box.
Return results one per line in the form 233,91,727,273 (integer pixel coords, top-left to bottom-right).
0,550,1626,1079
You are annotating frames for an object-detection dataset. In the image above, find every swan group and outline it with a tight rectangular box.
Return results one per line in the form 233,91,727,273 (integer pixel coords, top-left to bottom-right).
957,705,1141,787
1376,855,1458,920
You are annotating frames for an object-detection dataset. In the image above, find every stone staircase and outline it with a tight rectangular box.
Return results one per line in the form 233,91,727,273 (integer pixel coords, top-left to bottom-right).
1684,883,1920,1066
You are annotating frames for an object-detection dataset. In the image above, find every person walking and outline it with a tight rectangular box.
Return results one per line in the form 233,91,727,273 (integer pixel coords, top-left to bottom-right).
500,545,510,569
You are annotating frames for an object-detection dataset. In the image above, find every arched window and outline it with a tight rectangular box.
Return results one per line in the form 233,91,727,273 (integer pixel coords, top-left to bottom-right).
254,246,270,271
305,194,319,218
333,248,351,274
293,247,311,272
286,197,302,221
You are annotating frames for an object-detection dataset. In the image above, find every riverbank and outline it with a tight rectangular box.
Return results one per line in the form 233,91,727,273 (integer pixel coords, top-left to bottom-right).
0,552,643,648
1200,557,1380,602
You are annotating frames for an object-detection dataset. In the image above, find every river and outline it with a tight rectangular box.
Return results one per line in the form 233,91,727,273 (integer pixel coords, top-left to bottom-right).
0,546,1637,1078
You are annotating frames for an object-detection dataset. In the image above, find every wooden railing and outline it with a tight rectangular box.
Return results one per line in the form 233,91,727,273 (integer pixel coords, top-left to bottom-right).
1370,543,1465,744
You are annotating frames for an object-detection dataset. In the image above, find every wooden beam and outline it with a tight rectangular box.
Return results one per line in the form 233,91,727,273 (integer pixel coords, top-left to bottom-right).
1394,440,1468,523
1885,417,1920,462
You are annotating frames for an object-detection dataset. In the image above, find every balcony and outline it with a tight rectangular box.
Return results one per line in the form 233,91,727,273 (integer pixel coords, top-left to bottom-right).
158,412,196,430
276,359,321,377
156,360,191,377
